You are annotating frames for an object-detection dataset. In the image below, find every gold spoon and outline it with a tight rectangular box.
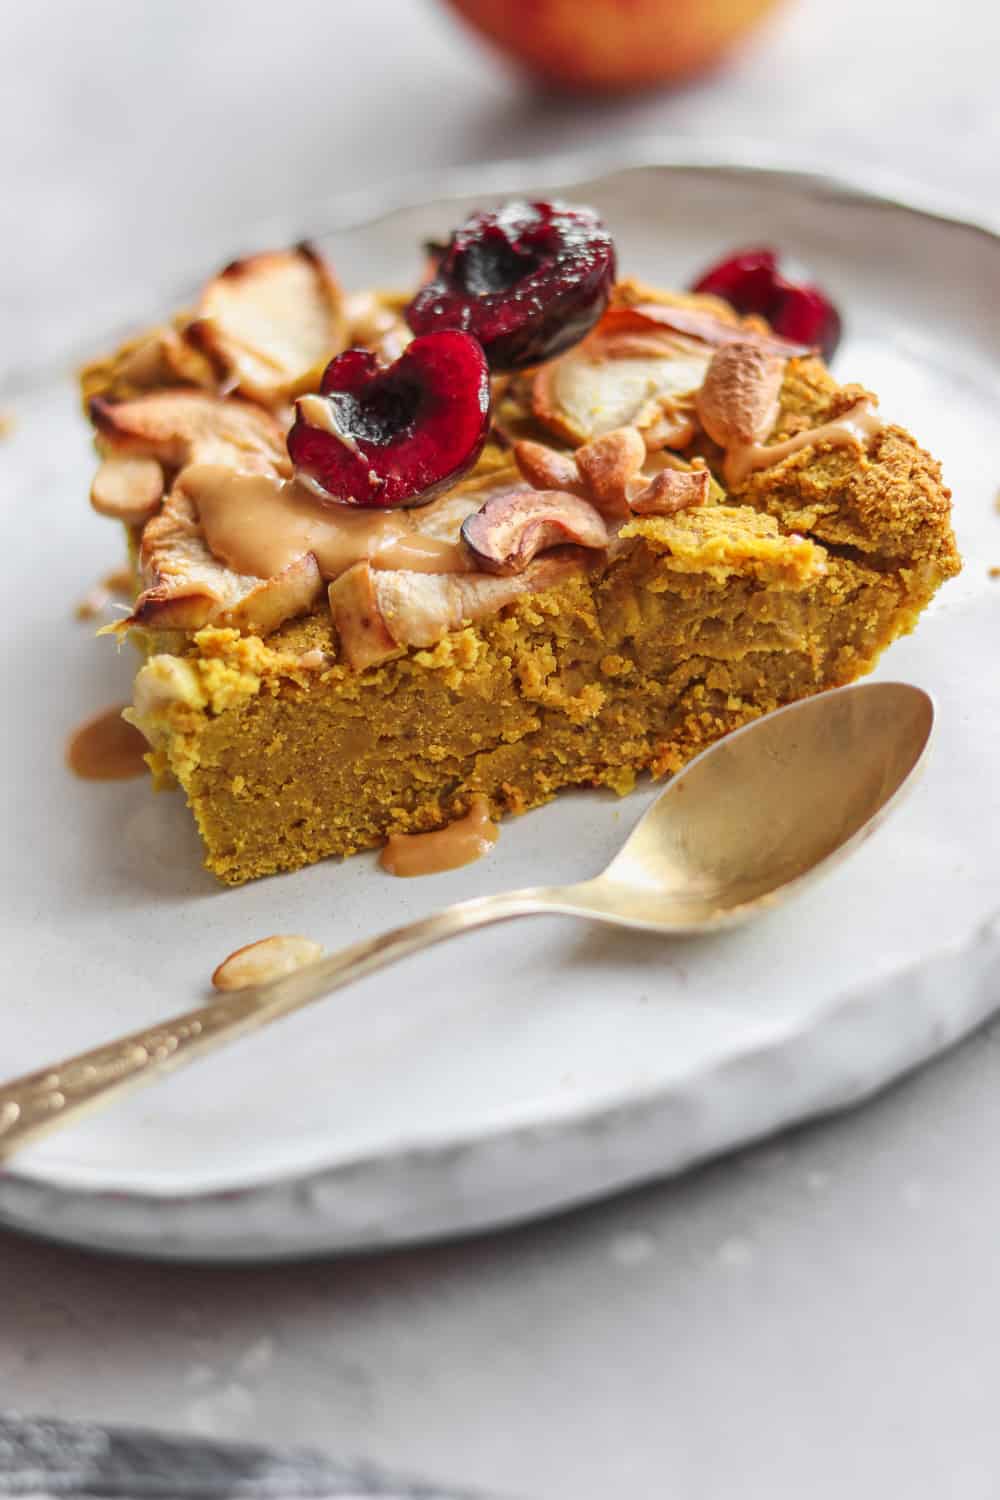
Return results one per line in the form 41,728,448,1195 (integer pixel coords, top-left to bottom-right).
0,680,933,1162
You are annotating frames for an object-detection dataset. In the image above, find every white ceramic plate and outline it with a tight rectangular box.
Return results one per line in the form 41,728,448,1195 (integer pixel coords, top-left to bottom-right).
3,154,999,1261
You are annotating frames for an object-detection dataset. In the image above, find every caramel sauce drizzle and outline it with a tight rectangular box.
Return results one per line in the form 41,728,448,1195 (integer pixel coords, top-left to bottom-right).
724,402,882,489
380,796,499,877
182,465,474,581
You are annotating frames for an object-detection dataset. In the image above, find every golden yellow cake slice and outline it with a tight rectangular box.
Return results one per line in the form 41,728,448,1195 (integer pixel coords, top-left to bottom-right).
79,213,960,885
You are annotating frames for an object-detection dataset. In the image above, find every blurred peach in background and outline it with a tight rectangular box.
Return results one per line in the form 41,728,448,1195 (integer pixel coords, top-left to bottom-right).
443,0,786,90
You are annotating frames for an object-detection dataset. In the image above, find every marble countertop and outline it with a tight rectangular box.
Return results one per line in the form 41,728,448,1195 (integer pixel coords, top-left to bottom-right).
4,1,1000,1495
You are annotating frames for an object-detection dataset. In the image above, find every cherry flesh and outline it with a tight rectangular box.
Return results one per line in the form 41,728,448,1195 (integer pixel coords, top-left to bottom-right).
691,247,842,361
287,330,491,508
406,200,616,372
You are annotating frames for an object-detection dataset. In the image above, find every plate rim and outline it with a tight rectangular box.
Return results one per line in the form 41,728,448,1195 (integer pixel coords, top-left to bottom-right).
299,136,1000,249
9,138,1000,400
4,146,1000,1259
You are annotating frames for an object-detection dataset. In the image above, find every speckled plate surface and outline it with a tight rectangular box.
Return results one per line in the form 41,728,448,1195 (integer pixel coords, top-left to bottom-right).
2,152,999,1261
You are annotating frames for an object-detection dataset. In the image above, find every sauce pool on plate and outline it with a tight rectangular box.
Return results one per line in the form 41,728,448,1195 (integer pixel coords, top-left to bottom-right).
66,705,149,781
380,796,499,877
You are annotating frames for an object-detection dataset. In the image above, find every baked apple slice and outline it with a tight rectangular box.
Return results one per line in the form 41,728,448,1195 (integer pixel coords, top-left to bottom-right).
329,554,588,668
532,300,808,447
532,311,711,446
90,390,288,476
124,490,322,634
186,245,346,405
90,457,165,525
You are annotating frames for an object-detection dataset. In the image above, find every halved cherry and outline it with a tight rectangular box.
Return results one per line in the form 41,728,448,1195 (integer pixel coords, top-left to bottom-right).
287,330,491,508
690,247,842,361
406,200,616,372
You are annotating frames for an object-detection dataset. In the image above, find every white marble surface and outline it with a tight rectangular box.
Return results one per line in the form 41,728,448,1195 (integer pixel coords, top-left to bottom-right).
4,0,1000,1495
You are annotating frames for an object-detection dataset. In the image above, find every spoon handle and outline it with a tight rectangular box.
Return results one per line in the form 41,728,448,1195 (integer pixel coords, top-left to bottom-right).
0,887,562,1162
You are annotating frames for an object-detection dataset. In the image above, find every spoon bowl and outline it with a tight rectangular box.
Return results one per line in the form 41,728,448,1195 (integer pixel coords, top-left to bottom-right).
567,679,935,931
0,680,934,1160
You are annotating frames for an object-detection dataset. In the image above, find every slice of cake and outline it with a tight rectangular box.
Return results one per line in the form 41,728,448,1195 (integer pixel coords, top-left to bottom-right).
79,203,960,884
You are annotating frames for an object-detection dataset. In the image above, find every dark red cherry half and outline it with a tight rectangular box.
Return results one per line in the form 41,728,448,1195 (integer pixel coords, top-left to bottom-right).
406,200,617,372
287,330,491,508
690,247,842,361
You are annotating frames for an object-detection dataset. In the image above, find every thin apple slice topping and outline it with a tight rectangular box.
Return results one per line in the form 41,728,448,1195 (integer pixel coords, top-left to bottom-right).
90,390,288,476
223,552,324,636
125,491,255,630
532,299,809,447
82,247,343,410
90,456,165,524
533,316,710,446
124,490,321,634
92,391,308,632
601,302,811,358
408,487,489,543
80,324,219,409
114,325,219,394
640,399,698,453
186,245,346,406
323,560,400,670
461,489,608,574
329,554,586,669
157,326,221,389
344,289,411,364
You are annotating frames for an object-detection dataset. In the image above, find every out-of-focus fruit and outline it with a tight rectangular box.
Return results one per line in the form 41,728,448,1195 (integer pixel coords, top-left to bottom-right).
406,201,615,372
287,331,491,508
691,248,842,360
441,0,785,92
